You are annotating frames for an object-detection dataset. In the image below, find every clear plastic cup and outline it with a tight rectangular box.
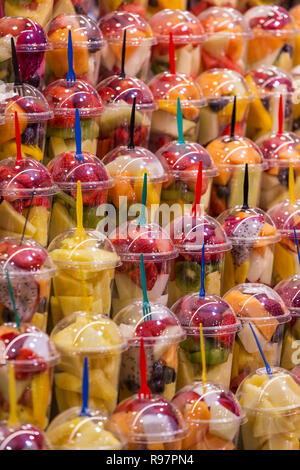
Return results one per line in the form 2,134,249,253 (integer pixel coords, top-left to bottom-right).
206,135,265,216
0,323,59,428
245,65,294,140
0,422,51,450
43,78,104,163
172,381,244,450
191,0,238,17
51,311,125,414
48,228,120,322
96,75,156,159
166,213,232,306
292,66,300,137
0,82,53,162
157,140,218,216
109,394,188,450
48,151,113,241
149,9,205,78
198,7,251,74
224,284,290,392
2,0,54,28
218,206,280,292
98,11,155,81
291,6,300,67
114,302,185,401
148,71,205,152
46,14,104,87
237,367,300,450
99,0,148,18
53,0,91,16
196,68,253,145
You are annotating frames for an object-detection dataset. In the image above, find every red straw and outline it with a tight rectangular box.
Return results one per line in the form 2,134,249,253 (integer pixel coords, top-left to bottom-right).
138,337,151,400
14,111,22,163
191,160,202,217
278,94,283,135
169,32,175,75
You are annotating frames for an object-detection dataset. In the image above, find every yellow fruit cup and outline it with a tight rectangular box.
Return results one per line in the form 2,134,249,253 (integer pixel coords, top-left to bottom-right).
3,0,53,28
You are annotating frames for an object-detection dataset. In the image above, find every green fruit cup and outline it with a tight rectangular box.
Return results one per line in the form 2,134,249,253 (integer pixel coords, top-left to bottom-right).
2,0,53,28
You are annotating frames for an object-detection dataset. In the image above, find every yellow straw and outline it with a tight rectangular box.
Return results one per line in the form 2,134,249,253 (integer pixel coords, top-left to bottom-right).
8,362,19,427
199,323,207,393
289,162,295,205
75,180,86,242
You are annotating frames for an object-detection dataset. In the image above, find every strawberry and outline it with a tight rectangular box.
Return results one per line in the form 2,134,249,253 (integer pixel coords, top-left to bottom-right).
128,262,158,290
0,332,19,347
97,86,117,104
135,319,167,338
8,246,47,271
129,236,157,254
14,348,47,380
217,313,237,347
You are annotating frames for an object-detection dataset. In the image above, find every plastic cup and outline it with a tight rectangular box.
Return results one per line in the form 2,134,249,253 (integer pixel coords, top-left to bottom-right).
172,381,244,450
245,65,294,141
110,394,188,450
99,0,148,17
0,323,59,428
46,14,104,87
166,213,232,306
48,151,113,242
224,284,290,392
43,78,104,163
191,0,238,16
51,311,125,414
98,11,155,81
149,9,205,78
196,69,253,145
2,0,53,28
237,367,300,450
96,75,156,159
53,0,91,16
291,6,300,67
0,422,51,450
109,219,177,316
148,71,205,152
292,66,300,137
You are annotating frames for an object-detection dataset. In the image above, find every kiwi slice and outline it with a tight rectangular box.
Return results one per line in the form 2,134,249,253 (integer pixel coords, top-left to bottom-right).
175,261,201,292
47,119,99,140
189,347,229,366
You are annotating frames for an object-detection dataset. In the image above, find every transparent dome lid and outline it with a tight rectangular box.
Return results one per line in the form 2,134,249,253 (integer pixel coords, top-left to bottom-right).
103,146,168,183
48,228,120,270
110,395,188,443
46,408,125,450
109,219,178,262
275,275,300,316
244,5,298,37
206,135,265,168
246,65,294,97
2,83,53,122
149,9,205,44
0,423,51,450
291,5,300,27
0,17,49,51
51,311,125,355
114,301,185,345
98,11,155,45
43,79,104,117
257,131,300,168
267,200,300,237
198,6,251,38
197,68,252,100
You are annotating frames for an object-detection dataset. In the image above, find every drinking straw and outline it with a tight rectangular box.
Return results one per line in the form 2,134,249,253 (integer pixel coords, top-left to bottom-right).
128,97,136,150
242,163,249,210
169,32,175,75
199,242,205,299
140,253,151,321
191,160,202,216
199,323,207,394
137,173,147,227
177,97,185,145
120,30,126,79
74,108,85,163
249,322,272,376
79,357,91,417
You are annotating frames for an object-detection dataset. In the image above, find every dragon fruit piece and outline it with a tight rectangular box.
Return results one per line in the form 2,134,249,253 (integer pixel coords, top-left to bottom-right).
231,244,251,267
256,294,285,317
231,216,264,243
224,217,241,237
16,27,46,82
0,272,39,322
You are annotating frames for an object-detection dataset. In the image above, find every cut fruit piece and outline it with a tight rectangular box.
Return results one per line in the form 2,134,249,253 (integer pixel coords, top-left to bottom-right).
228,166,262,208
151,110,195,139
175,261,201,292
205,270,221,295
273,243,295,282
222,251,235,295
0,200,36,235
49,201,75,242
26,205,49,246
198,107,219,145
235,261,249,284
99,107,143,136
48,136,68,160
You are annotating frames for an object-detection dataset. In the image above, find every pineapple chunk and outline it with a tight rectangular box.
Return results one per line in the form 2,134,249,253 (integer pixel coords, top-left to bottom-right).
0,200,36,235
26,205,49,246
49,201,74,242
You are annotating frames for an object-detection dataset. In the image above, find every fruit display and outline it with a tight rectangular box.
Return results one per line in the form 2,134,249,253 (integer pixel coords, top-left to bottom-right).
172,381,244,450
53,0,90,16
43,79,104,162
0,323,59,428
196,69,252,145
206,135,265,217
291,6,300,67
0,422,51,450
48,228,120,322
237,367,300,450
292,66,300,137
171,294,239,389
2,0,53,28
224,284,290,392
96,75,156,159
51,311,125,414
148,71,204,151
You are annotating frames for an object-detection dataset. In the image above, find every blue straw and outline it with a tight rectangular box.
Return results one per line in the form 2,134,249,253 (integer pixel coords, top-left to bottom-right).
137,172,147,227
75,108,85,163
67,29,76,87
79,357,90,416
294,225,300,265
177,97,185,145
199,242,205,298
249,322,272,376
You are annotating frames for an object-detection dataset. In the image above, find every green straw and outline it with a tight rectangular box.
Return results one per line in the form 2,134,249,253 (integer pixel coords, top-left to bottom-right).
137,172,147,228
177,97,185,145
140,253,151,321
5,269,21,332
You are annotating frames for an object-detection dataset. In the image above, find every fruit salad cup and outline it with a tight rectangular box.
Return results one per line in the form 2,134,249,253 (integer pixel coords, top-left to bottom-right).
149,9,205,78
148,72,204,152
48,228,120,323
0,422,51,450
0,323,59,428
114,302,185,401
53,0,90,16
207,135,265,217
291,5,300,67
292,66,300,137
48,151,113,242
172,381,244,450
51,311,125,414
191,0,238,16
2,0,53,28
43,79,104,163
46,14,104,86
224,284,290,392
166,213,232,306
98,11,155,81
96,75,156,159
196,69,253,145
237,367,300,450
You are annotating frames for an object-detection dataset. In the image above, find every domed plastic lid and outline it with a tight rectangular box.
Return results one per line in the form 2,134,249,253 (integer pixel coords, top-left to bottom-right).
96,75,156,111
48,228,120,270
244,5,298,36
114,301,185,345
0,17,50,51
103,146,168,183
167,213,232,253
0,423,51,450
48,151,113,190
47,14,104,50
110,395,188,443
267,200,300,237
149,9,205,44
218,206,280,246
50,311,125,355
246,65,294,97
109,219,178,262
43,79,104,117
2,83,53,122
197,68,252,100
198,6,251,38
206,135,265,169
291,5,300,26
275,275,300,316
99,11,155,45
257,131,300,168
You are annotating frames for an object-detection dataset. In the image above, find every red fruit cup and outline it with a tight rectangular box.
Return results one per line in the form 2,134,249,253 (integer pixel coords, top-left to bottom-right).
0,323,59,429
53,0,91,16
98,11,155,82
0,238,56,331
172,381,244,450
0,422,51,450
48,150,113,242
2,1,53,28
96,75,156,159
43,78,104,163
46,14,104,87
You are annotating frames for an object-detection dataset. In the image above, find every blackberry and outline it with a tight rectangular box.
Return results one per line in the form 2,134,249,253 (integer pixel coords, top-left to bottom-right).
217,184,230,200
149,379,165,394
261,97,269,111
162,366,176,384
27,73,40,89
2,307,14,323
278,167,295,188
75,5,85,14
124,379,139,393
21,125,37,145
89,37,101,53
208,98,228,113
